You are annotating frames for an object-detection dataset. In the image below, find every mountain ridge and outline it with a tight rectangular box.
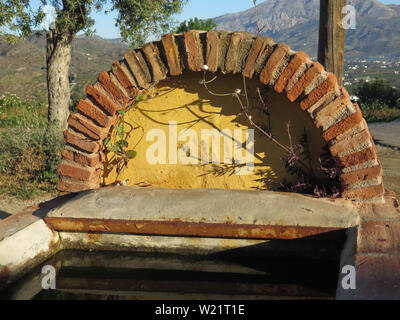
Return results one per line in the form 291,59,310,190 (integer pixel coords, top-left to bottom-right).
212,0,400,58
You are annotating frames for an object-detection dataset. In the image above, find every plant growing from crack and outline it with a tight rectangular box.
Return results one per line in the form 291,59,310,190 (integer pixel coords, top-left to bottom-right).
103,90,147,185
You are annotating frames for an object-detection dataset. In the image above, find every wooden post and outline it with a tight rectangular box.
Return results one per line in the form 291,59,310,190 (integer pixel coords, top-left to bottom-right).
318,0,347,86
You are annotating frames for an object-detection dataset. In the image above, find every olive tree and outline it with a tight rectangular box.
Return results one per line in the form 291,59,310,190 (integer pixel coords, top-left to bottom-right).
0,0,187,131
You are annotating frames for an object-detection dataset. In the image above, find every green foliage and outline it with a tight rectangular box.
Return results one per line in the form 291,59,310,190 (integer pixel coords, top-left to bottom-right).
0,128,63,199
113,0,188,48
0,93,47,128
0,94,63,199
354,79,400,123
1,0,187,47
355,78,400,108
104,93,146,181
175,17,217,33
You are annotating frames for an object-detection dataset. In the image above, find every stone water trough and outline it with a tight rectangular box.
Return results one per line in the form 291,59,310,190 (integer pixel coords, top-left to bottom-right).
1,30,400,299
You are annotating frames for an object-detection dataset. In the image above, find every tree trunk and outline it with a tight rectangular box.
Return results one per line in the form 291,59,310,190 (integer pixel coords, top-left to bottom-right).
46,28,72,131
318,0,347,86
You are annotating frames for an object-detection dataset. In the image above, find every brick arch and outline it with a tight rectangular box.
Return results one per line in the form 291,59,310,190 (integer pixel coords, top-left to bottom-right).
57,30,384,202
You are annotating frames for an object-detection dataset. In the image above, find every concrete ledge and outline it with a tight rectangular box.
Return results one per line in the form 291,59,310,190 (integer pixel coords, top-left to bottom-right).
0,220,60,289
45,187,360,239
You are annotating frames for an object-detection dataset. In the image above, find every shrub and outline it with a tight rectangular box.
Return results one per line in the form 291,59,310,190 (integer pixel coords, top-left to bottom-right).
354,79,400,109
0,94,63,199
175,17,217,33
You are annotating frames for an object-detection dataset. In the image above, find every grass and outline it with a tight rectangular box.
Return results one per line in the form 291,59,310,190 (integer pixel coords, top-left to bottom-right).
0,94,63,200
360,103,400,123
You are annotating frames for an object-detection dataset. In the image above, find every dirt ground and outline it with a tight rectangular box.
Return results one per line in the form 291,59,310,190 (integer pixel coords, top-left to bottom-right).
376,145,400,197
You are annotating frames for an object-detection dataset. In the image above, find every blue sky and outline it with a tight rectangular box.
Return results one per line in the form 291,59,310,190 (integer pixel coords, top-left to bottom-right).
30,0,400,39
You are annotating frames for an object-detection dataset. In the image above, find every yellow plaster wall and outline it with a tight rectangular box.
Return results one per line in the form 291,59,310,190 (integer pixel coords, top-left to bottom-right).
102,72,328,191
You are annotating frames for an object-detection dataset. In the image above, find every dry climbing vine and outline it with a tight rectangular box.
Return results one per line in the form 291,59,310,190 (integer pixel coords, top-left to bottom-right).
199,65,345,198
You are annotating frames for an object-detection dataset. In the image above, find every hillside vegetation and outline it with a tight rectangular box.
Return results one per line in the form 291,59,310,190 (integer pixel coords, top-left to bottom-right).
0,32,128,104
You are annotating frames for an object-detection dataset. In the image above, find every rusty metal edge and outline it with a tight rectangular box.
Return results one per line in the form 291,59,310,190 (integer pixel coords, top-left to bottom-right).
44,217,343,240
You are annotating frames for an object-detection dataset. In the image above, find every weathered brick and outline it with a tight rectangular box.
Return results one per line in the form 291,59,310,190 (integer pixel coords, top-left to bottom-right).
299,73,337,111
57,176,100,193
329,129,372,157
112,61,138,97
64,129,101,154
243,36,274,79
61,148,102,168
287,62,324,102
58,160,101,182
314,87,350,128
358,220,400,254
259,43,290,85
98,71,130,106
86,85,120,116
274,51,309,93
184,30,203,72
225,32,254,74
340,165,383,186
338,146,377,168
206,30,220,72
77,99,112,128
124,49,152,88
343,183,384,200
142,42,168,81
161,34,182,76
322,103,364,142
67,113,109,140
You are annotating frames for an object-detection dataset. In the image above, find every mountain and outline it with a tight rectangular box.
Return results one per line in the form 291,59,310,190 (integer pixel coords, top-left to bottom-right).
213,0,400,59
0,32,129,103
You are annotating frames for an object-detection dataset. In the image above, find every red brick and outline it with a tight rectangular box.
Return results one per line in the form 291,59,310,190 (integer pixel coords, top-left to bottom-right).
286,62,324,102
340,165,383,186
224,32,253,74
299,73,337,111
338,146,377,168
64,129,101,154
358,220,400,254
67,113,109,140
161,34,182,76
343,183,384,200
98,71,130,106
355,254,400,299
314,87,350,128
77,99,112,128
112,61,138,97
259,43,290,85
57,176,100,193
61,148,102,168
243,36,274,79
124,50,152,88
184,30,202,72
329,129,372,157
142,42,168,81
274,51,309,93
206,30,219,72
322,103,364,142
58,160,101,182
